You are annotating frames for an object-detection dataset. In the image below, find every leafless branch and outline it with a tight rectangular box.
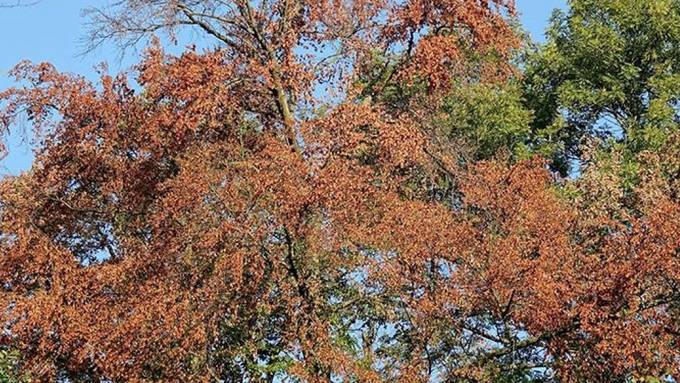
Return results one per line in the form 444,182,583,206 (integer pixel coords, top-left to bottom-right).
0,0,41,8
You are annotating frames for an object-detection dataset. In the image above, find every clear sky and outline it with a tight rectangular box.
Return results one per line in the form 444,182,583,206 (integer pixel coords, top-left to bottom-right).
0,0,566,176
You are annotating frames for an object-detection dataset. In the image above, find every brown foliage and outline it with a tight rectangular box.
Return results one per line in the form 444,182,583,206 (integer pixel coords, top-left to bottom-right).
0,0,678,381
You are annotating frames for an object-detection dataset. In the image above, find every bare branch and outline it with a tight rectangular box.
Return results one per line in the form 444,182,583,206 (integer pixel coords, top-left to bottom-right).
0,0,41,8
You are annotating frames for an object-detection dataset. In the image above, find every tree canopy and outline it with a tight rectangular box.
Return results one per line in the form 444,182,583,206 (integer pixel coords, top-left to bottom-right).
0,0,678,382
523,0,680,175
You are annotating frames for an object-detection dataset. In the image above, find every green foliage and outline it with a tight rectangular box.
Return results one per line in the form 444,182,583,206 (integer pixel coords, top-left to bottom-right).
438,82,533,161
0,350,27,383
523,0,680,175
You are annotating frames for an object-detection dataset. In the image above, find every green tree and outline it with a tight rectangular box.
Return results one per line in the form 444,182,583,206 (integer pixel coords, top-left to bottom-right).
523,0,680,175
437,81,533,161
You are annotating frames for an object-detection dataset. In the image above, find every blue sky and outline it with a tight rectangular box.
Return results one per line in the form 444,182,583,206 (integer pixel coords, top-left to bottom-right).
0,0,566,176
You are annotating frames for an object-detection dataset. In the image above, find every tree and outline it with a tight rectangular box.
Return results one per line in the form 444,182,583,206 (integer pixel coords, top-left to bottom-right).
0,0,678,382
523,0,680,176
